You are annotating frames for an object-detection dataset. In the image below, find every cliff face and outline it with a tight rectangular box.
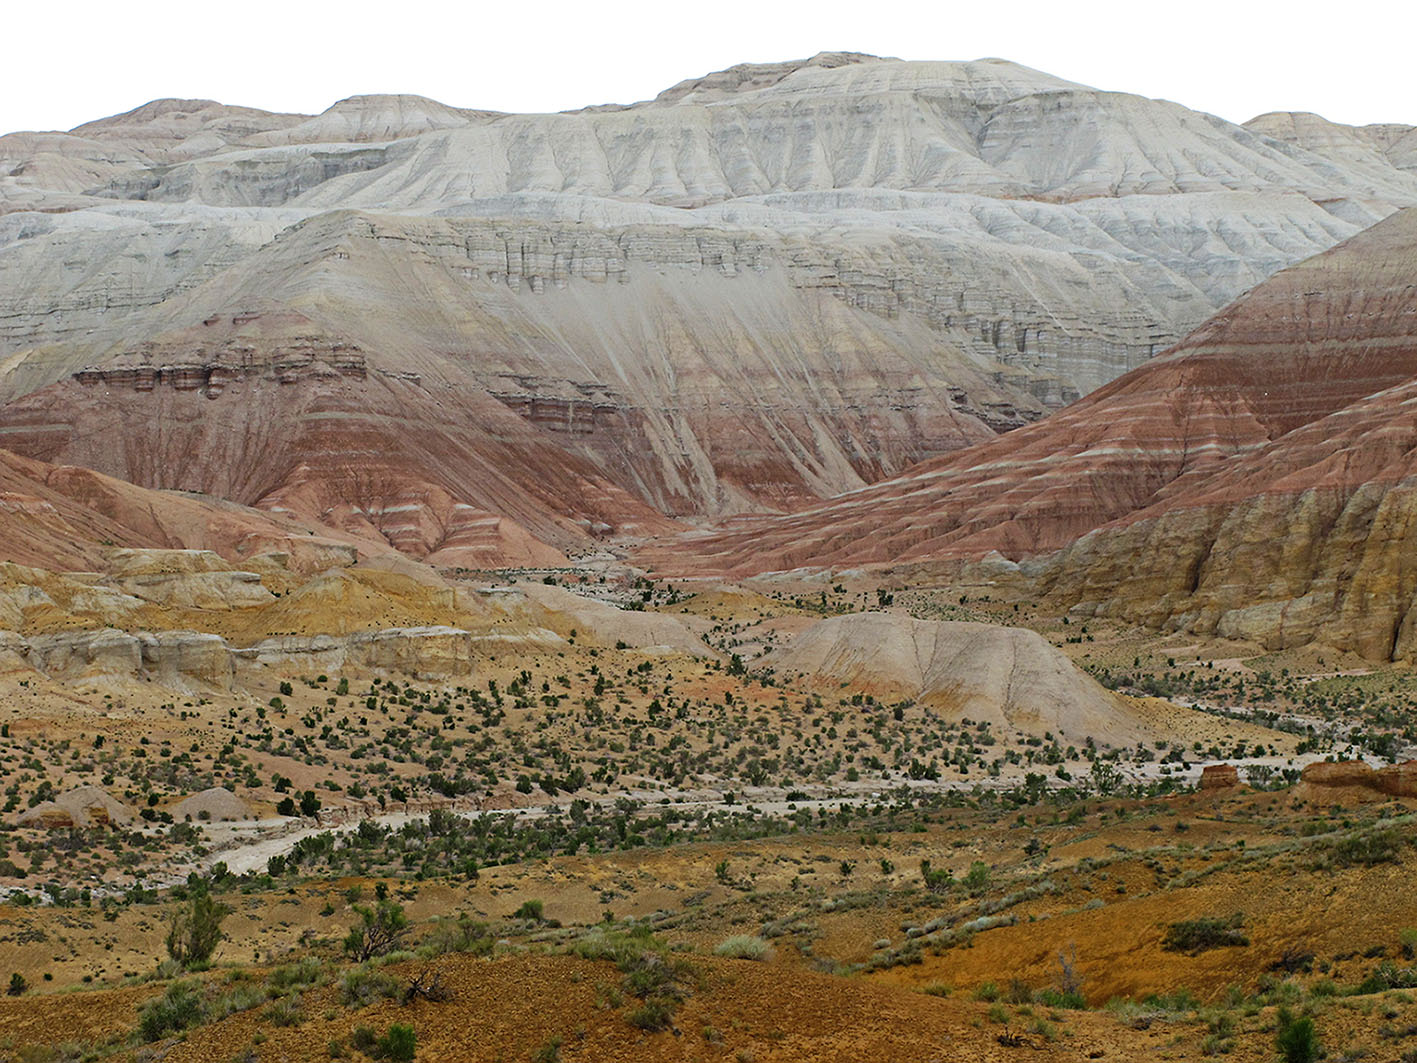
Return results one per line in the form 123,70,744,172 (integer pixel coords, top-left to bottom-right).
2,56,1416,567
659,208,1417,660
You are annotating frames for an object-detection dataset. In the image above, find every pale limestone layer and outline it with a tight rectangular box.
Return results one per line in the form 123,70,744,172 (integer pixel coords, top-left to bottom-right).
1,56,1414,567
763,612,1149,748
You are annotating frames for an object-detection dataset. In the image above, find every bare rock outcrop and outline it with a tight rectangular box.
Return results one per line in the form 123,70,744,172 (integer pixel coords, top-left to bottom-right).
1376,761,1417,797
26,628,142,682
505,584,711,656
171,787,251,822
239,626,475,680
138,631,236,689
656,208,1417,663
1200,764,1240,790
1300,760,1378,788
763,612,1148,747
17,786,134,829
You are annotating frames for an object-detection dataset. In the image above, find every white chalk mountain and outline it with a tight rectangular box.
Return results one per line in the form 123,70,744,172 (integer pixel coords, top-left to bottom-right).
0,53,1413,565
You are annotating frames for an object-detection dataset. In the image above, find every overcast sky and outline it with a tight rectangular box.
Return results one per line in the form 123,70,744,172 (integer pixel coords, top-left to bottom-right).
5,0,1413,135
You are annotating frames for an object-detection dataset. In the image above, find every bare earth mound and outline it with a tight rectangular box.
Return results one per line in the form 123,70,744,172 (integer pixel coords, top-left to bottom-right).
764,613,1149,747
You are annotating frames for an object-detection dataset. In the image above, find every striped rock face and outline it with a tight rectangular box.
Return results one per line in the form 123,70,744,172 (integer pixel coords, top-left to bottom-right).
650,208,1417,660
2,56,1415,567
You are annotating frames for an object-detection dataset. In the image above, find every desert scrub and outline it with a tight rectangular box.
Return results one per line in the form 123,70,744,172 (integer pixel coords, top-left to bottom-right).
1162,914,1249,954
1311,826,1407,869
339,964,404,1007
627,998,677,1032
211,981,267,1019
268,956,326,992
1275,1006,1320,1063
352,1022,417,1063
573,925,696,1032
165,890,232,969
138,978,207,1041
713,935,771,961
1356,961,1417,993
344,899,411,961
420,914,493,957
263,992,305,1026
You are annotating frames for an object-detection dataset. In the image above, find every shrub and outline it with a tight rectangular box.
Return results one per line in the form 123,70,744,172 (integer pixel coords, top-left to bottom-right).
351,1025,379,1053
212,981,266,1019
713,935,771,961
1275,1007,1319,1063
339,965,404,1008
345,899,410,961
269,956,326,992
1318,826,1405,868
574,926,694,1033
166,891,231,968
138,979,207,1041
513,899,545,923
627,998,676,1031
1401,927,1417,961
1035,987,1086,1009
375,1023,417,1063
263,993,305,1026
920,859,953,893
421,915,493,957
1161,914,1249,954
1356,960,1417,994
964,861,991,893
7,972,26,996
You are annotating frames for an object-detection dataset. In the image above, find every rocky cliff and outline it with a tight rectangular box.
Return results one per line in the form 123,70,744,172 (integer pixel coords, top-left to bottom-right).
2,56,1414,566
658,207,1417,661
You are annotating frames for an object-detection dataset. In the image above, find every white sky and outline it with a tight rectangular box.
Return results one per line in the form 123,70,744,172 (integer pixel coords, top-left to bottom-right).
4,0,1413,135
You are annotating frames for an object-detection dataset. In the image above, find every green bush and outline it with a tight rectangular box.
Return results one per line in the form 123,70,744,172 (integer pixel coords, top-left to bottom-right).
211,981,266,1019
421,915,493,957
713,935,770,961
1161,914,1249,954
627,998,676,1031
339,964,404,1008
344,899,410,962
513,899,545,922
263,993,305,1026
138,979,207,1041
269,956,326,992
964,861,991,893
1275,1007,1319,1063
1035,987,1087,1009
1356,960,1417,993
375,1023,417,1062
1317,826,1406,868
165,891,232,968
573,926,694,1033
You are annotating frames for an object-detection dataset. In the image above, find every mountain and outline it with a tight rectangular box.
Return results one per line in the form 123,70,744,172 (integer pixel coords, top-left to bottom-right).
0,446,388,573
1,55,1415,565
655,207,1417,660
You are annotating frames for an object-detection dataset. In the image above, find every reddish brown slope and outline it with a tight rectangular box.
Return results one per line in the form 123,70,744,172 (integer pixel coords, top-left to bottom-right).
647,207,1417,578
1037,373,1417,659
0,447,386,572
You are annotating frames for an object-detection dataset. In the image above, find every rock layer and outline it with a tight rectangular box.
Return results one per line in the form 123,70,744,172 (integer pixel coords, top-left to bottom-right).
2,56,1415,566
656,208,1417,662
